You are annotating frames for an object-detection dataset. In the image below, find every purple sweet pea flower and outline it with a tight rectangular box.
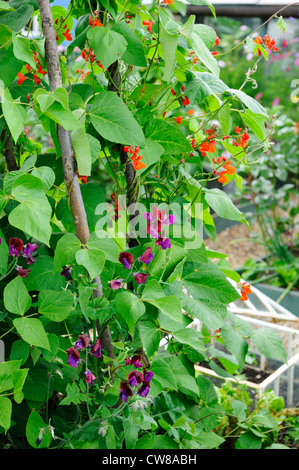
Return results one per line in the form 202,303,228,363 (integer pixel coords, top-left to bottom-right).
126,354,143,368
139,247,153,264
119,251,134,269
23,243,38,264
66,347,80,368
9,238,24,257
134,273,149,284
156,237,171,250
85,370,96,386
127,370,144,387
137,370,154,397
16,266,31,278
90,338,102,358
60,267,71,279
74,334,91,350
119,382,133,402
109,279,122,290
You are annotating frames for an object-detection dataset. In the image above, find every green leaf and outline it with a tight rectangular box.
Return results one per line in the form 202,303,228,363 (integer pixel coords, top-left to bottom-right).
71,126,92,176
115,291,146,334
53,233,81,272
149,296,184,324
26,410,52,448
75,245,106,279
8,174,52,246
60,382,87,405
87,26,127,70
0,1,33,32
0,397,12,433
150,357,177,390
197,376,218,404
0,1,15,11
41,101,82,131
3,276,32,315
40,333,59,362
12,368,28,403
38,289,74,322
0,48,22,87
188,0,216,18
173,328,206,355
251,328,287,362
240,109,267,141
190,29,219,77
88,231,119,263
31,166,55,192
145,119,192,154
24,255,67,291
112,22,147,67
204,188,248,223
138,321,161,358
0,228,9,276
0,360,22,393
160,21,179,82
221,322,248,369
231,88,268,117
182,262,240,304
12,32,36,68
90,91,145,147
13,317,50,351
2,88,27,143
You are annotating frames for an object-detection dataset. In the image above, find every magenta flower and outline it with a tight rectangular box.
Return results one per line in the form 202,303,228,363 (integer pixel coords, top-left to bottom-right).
126,354,143,368
16,267,31,278
119,251,134,269
109,279,122,290
90,338,102,358
134,273,149,284
139,247,153,264
156,237,171,250
143,206,175,238
74,334,91,350
85,370,96,386
23,243,38,264
119,382,133,402
9,238,24,257
272,97,280,107
66,347,80,368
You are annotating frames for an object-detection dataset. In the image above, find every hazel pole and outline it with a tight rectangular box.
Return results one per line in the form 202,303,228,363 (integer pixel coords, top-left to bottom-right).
37,0,115,359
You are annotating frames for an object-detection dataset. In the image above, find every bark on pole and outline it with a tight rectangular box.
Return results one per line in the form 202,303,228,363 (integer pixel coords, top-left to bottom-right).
37,0,115,359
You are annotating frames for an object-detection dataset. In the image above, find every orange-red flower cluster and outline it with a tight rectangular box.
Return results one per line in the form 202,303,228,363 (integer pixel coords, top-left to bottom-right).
124,146,146,171
199,127,218,156
217,160,236,184
253,35,279,55
163,0,173,4
88,16,103,27
76,68,90,81
142,20,154,33
77,171,88,184
232,128,250,149
239,282,252,301
16,51,47,86
174,116,183,124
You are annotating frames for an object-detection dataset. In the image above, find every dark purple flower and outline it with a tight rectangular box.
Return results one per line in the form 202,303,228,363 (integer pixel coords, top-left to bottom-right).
139,247,153,264
9,238,24,257
126,354,143,368
119,251,134,269
85,370,96,386
127,370,144,387
66,347,80,368
74,333,91,350
156,237,171,250
16,266,31,278
119,382,133,402
137,370,154,397
134,273,149,284
109,279,122,290
60,267,71,279
90,338,102,358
